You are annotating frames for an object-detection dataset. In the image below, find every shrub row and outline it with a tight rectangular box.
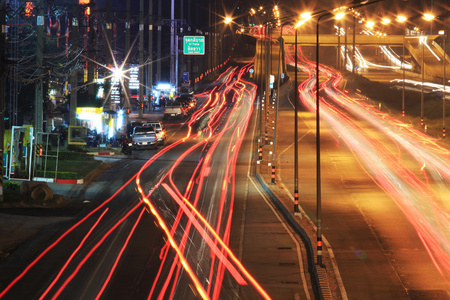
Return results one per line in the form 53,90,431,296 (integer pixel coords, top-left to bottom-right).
34,170,79,179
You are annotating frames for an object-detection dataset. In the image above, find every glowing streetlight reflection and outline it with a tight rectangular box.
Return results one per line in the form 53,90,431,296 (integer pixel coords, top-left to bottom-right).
335,12,345,20
300,12,312,21
397,15,407,23
366,21,375,29
423,13,435,21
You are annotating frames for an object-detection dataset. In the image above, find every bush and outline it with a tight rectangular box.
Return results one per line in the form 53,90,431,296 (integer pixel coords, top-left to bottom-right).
46,150,94,160
34,170,79,179
67,145,86,152
4,181,21,191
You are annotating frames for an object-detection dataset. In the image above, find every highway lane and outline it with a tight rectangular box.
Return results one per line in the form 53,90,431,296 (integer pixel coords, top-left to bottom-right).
0,73,231,299
135,64,312,299
0,63,313,300
276,44,450,298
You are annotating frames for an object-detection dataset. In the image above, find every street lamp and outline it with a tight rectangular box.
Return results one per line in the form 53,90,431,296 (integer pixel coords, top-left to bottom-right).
315,7,347,266
293,14,309,213
439,30,446,138
259,25,265,144
271,22,284,183
423,13,435,22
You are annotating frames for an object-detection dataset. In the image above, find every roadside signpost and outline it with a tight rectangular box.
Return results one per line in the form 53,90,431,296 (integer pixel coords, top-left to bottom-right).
183,36,205,55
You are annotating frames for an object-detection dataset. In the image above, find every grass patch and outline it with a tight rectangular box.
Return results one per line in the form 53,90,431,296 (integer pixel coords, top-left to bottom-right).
34,151,104,179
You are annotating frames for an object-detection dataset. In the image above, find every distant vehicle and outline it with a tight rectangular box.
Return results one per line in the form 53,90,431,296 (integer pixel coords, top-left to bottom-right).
130,126,158,150
164,100,185,119
142,121,166,145
178,94,197,113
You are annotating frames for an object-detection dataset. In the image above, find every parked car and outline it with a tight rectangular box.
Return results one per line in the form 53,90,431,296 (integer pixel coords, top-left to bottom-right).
142,121,166,145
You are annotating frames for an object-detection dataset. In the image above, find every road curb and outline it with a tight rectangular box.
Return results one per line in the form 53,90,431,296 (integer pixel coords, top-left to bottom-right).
33,177,84,184
86,152,116,156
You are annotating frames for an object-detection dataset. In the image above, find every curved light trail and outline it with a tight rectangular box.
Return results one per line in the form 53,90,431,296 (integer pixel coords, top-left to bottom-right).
286,44,450,285
135,64,271,300
0,64,270,299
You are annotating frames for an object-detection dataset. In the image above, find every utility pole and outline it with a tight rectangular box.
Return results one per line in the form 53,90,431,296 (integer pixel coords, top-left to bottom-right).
214,0,218,68
157,0,161,83
105,0,112,111
124,0,130,111
188,0,193,88
0,1,6,202
178,0,183,90
208,1,212,70
70,0,79,126
35,3,44,137
87,0,97,106
170,0,175,88
138,0,144,117
148,0,153,110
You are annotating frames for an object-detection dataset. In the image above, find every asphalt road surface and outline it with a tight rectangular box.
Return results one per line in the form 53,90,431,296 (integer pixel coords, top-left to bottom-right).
271,44,450,299
0,64,313,300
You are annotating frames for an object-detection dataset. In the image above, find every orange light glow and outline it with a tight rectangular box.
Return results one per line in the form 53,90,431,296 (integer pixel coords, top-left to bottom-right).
79,0,90,15
25,2,35,17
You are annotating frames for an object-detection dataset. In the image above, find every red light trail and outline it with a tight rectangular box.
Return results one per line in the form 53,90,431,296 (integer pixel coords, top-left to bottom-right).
0,64,270,299
286,44,450,285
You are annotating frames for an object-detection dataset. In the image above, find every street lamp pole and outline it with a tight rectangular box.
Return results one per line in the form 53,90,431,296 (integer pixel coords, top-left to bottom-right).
272,25,283,183
316,13,325,267
352,14,356,73
265,25,270,145
402,36,405,117
294,27,299,212
421,36,425,127
442,31,446,137
312,0,379,268
337,23,341,69
259,27,264,142
313,7,347,267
